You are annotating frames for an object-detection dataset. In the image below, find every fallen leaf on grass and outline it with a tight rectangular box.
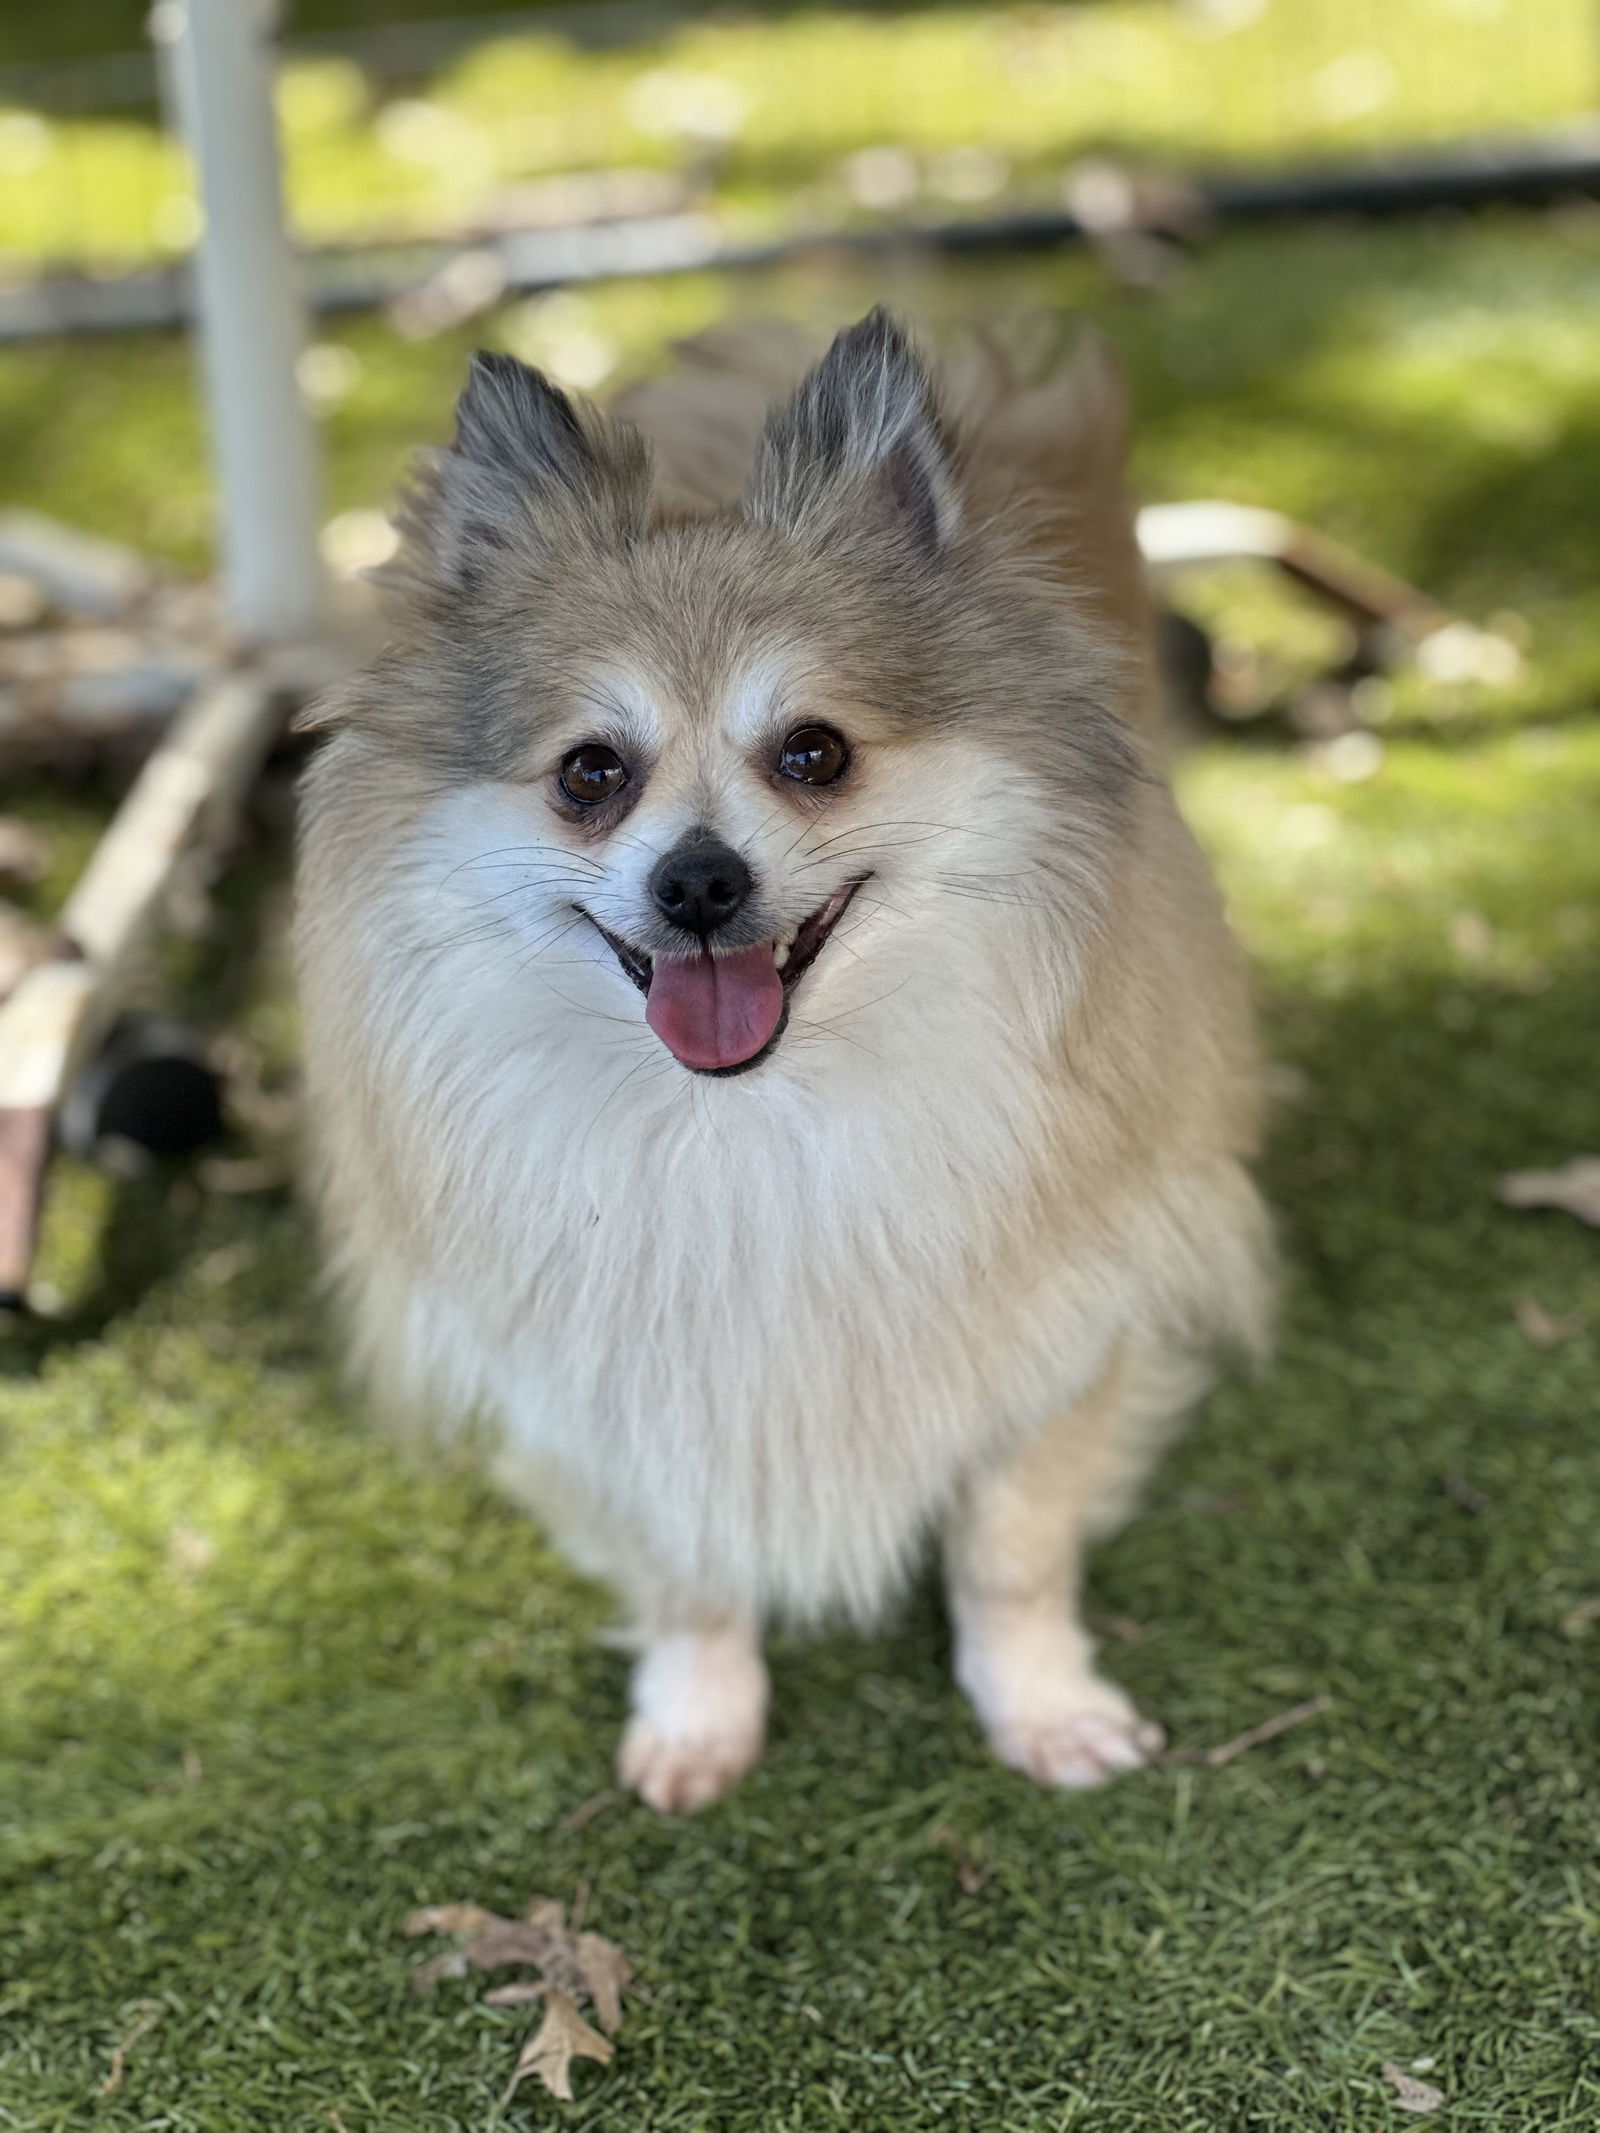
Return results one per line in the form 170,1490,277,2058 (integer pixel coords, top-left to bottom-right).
1498,1158,1600,1228
1382,2060,1446,2113
484,1980,550,2008
409,1907,578,1994
410,1948,472,1992
1514,1295,1586,1347
503,1991,614,2103
405,1902,504,1938
576,1929,633,2033
408,1891,632,2100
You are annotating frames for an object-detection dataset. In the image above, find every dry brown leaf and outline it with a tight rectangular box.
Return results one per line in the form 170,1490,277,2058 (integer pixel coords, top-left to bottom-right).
404,1902,507,1938
407,1892,591,1999
484,1980,551,2008
411,1916,579,1993
1513,1295,1586,1347
576,1931,633,2034
1382,2061,1446,2114
504,1991,614,2103
1498,1158,1600,1228
410,1949,472,1993
409,1888,633,2097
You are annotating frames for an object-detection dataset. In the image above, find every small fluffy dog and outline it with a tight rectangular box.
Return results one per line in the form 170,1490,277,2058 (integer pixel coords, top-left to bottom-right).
295,309,1272,1812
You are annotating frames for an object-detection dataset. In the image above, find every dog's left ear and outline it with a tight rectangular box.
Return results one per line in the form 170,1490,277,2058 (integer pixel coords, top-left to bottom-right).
746,309,959,555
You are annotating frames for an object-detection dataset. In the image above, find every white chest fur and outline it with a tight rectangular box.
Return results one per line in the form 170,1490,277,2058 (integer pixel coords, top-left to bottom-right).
331,791,1125,1623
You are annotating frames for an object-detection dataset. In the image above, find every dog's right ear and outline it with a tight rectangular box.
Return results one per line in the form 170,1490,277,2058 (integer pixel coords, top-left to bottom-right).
394,350,649,594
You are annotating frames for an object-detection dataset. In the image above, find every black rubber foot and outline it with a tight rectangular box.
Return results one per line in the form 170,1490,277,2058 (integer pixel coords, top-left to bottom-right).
59,1014,226,1161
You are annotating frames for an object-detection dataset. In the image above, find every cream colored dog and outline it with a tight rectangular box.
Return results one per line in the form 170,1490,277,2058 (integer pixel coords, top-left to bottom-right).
295,310,1271,1812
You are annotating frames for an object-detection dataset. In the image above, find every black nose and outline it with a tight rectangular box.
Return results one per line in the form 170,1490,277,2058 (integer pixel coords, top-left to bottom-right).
649,834,752,938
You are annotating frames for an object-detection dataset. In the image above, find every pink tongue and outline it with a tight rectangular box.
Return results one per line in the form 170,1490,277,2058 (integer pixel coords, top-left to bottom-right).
646,943,784,1070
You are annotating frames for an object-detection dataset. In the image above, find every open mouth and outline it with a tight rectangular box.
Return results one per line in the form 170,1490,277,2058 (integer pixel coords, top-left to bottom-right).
578,875,869,1076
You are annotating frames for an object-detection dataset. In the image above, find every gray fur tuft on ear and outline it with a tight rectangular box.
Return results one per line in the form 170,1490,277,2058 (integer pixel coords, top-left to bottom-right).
453,350,591,489
746,308,959,554
393,349,648,594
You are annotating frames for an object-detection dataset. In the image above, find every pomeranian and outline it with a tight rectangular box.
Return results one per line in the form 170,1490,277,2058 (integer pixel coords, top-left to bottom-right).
295,308,1272,1812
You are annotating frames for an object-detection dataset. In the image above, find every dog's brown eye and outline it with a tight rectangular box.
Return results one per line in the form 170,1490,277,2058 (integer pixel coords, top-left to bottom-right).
778,725,848,786
559,744,628,806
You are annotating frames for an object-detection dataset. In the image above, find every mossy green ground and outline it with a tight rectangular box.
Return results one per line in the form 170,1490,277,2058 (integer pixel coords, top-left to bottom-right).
4,202,1600,2133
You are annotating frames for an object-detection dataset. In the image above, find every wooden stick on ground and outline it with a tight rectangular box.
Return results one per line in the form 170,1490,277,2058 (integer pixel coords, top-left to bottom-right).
1162,1694,1333,1771
0,670,282,1304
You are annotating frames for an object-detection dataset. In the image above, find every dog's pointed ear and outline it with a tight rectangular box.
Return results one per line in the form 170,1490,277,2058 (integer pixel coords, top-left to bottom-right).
746,309,959,554
394,349,648,592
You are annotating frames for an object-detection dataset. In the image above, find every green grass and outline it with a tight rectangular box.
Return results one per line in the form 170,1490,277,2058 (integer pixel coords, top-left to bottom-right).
5,148,1600,2133
2,0,1594,268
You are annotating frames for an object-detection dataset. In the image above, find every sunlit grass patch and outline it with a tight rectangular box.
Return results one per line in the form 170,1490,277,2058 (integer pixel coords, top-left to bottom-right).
2,0,1595,268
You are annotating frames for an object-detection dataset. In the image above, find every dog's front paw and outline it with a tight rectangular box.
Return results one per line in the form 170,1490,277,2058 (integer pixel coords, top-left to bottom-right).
617,1713,764,1814
954,1613,1164,1790
984,1687,1165,1790
619,1625,768,1814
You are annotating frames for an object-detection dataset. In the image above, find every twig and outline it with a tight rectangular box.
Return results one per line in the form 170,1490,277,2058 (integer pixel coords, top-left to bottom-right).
927,1824,990,1895
1163,1694,1332,1769
560,1788,618,1834
97,2001,163,2096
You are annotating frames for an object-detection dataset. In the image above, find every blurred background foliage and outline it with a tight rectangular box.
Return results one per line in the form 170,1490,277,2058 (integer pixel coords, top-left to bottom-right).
0,0,1594,266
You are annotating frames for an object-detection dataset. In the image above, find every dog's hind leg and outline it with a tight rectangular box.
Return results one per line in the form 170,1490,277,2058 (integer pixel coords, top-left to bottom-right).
944,1342,1182,1789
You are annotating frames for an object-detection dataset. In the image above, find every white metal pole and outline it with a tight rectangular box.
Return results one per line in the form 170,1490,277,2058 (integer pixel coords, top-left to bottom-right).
159,0,324,642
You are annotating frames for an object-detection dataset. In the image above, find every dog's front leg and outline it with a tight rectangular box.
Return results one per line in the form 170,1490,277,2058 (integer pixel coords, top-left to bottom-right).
944,1347,1167,1789
617,1615,769,1815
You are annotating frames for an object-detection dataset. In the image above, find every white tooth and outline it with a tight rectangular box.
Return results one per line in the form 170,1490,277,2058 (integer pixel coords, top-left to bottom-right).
773,942,790,970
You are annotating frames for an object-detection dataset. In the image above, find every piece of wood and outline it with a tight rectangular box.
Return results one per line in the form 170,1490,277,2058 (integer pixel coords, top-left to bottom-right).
0,510,153,619
1137,501,1442,637
0,1100,54,1305
0,670,282,1298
